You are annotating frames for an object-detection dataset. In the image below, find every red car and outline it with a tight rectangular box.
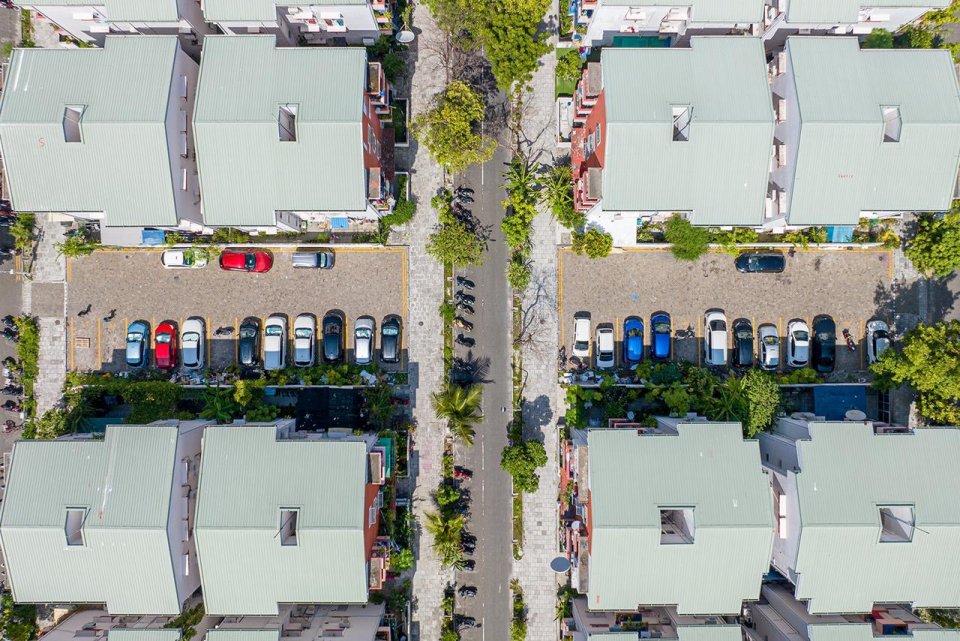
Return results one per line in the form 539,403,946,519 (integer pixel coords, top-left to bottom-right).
155,321,178,369
219,250,273,273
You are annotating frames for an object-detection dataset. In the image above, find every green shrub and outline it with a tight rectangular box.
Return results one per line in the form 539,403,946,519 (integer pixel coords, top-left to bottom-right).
664,215,709,261
10,213,35,252
571,228,613,259
507,254,532,292
382,52,405,83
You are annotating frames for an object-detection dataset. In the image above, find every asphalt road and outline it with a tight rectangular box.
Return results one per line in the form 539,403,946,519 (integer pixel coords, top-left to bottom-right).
452,142,514,640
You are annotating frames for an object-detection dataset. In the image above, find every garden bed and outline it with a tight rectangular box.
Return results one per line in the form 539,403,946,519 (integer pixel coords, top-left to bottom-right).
391,99,409,146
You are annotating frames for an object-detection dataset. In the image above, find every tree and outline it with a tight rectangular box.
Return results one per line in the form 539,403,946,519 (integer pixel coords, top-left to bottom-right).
664,215,709,261
432,383,483,446
541,164,584,229
506,254,532,292
9,212,35,252
55,233,99,257
423,510,466,567
556,48,582,83
477,0,552,91
502,202,536,252
571,228,612,259
741,370,781,437
425,220,487,267
871,320,960,424
1,594,36,641
710,376,748,422
200,385,240,424
364,382,396,428
381,52,405,83
412,81,496,173
500,439,547,493
905,208,960,276
862,28,894,48
390,547,415,572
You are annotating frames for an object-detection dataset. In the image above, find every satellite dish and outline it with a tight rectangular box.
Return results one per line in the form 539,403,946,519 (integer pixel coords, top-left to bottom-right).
550,556,572,573
397,30,415,44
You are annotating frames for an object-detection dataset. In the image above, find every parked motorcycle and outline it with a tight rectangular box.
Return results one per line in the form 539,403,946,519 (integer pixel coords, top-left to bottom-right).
458,586,477,598
454,317,474,331
455,291,475,306
1,328,18,342
453,466,473,480
214,326,235,336
1,385,22,395
455,186,474,196
456,276,474,290
842,328,856,351
453,193,474,205
2,315,16,331
455,334,475,348
456,302,475,315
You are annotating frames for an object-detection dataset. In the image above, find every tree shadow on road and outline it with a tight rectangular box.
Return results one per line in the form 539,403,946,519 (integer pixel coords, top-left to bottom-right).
872,276,956,331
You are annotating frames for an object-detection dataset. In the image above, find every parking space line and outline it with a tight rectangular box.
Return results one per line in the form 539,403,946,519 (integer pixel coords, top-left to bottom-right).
69,318,75,371
13,254,20,282
97,319,102,368
615,317,620,366
235,317,239,363
860,318,866,370
66,257,72,282
206,316,212,366
696,315,702,366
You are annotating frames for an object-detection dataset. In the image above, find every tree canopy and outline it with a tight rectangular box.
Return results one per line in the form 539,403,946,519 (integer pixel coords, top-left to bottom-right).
412,81,496,173
501,439,548,493
664,215,709,261
571,228,613,259
431,383,484,446
478,0,552,91
425,220,487,268
905,207,960,276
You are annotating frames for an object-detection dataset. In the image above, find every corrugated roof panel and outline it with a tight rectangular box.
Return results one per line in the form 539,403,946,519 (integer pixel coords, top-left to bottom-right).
810,627,960,641
601,0,763,22
202,0,366,22
785,0,948,24
20,0,179,22
110,630,183,641
206,631,280,641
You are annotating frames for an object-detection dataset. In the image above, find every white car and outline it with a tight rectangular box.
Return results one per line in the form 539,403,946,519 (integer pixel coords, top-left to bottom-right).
181,317,205,370
704,311,728,366
160,248,207,269
595,325,615,370
572,314,591,358
293,313,316,367
787,320,810,368
264,315,287,371
866,320,891,364
354,316,375,365
757,323,780,371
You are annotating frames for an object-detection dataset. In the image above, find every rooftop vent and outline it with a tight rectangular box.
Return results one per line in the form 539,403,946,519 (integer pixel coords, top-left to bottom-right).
63,106,84,143
672,106,691,142
279,104,298,142
660,507,695,544
64,508,86,546
279,508,299,546
882,106,902,143
879,505,914,543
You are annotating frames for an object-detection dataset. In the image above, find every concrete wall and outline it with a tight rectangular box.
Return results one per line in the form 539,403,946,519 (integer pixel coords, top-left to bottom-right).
165,45,203,230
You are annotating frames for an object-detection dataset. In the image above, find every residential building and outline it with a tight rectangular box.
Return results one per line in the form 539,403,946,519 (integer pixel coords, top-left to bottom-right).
20,0,210,50
202,0,393,46
768,37,960,228
746,583,960,641
758,416,960,614
193,36,392,234
571,38,774,245
572,1,764,49
566,597,740,641
0,36,204,244
565,417,774,615
207,603,390,641
194,421,390,616
0,421,206,615
762,0,949,48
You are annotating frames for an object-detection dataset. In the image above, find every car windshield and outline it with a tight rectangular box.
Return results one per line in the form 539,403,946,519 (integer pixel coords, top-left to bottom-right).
183,332,200,343
737,330,752,339
383,326,399,336
356,328,372,339
180,253,194,266
126,332,142,342
265,325,283,336
240,326,257,338
244,254,256,270
874,330,889,341
763,335,778,345
626,329,642,338
295,328,313,339
818,331,835,342
654,322,670,333
711,320,726,331
156,334,171,344
574,339,588,349
794,330,809,341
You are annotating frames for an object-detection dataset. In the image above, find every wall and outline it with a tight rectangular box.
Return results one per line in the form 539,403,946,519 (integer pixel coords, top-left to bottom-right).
362,482,381,558
769,44,801,228
165,45,203,230
167,420,207,609
764,5,932,48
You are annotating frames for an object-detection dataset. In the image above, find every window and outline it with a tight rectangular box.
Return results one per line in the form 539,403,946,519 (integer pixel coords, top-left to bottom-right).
63,106,84,143
280,509,299,546
879,505,914,543
882,106,902,143
660,507,695,544
595,124,601,147
65,508,86,546
368,505,377,526
279,104,298,142
672,106,691,142
179,75,188,100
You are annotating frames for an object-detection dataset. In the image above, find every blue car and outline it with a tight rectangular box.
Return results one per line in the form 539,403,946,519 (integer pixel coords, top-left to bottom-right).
651,312,671,361
623,317,644,364
125,320,150,368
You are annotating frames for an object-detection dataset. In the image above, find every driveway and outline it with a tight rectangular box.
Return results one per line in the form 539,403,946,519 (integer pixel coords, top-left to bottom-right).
66,247,407,372
559,248,895,374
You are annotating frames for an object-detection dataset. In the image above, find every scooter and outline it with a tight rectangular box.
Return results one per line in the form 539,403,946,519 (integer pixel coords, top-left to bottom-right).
2,400,21,412
214,326,235,336
456,301,475,315
456,276,474,290
455,291,475,306
842,328,856,351
453,466,473,480
455,186,474,196
1,328,18,342
454,317,474,331
1,385,22,395
456,334,476,348
453,193,474,205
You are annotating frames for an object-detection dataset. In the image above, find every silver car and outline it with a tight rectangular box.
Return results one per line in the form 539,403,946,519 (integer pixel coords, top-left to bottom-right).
787,320,810,368
293,313,316,367
595,324,615,370
703,311,728,367
354,316,375,365
866,320,891,364
572,313,591,358
264,315,287,371
181,317,205,370
757,323,780,371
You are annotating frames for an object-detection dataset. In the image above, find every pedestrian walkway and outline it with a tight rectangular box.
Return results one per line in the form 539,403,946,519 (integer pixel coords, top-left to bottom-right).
25,216,67,416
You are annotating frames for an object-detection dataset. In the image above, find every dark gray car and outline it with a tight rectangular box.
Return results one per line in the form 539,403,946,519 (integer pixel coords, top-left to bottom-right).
380,315,401,363
322,312,344,363
238,317,261,366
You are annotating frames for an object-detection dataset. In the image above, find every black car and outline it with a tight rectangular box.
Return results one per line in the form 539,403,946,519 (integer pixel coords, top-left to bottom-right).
735,252,786,274
322,312,344,363
381,315,402,363
732,319,754,369
238,317,261,366
812,315,837,373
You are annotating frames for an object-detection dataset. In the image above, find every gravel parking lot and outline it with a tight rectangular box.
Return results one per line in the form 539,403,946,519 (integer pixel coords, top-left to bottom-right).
559,248,894,374
66,247,406,372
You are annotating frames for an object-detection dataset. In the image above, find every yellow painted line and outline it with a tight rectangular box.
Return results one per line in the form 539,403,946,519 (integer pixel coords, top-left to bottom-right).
778,317,784,370
557,248,565,348
206,316,212,366
151,317,157,368
97,319,102,367
13,254,20,282
235,317,239,362
860,318,866,370
66,257,72,282
887,250,894,280
400,248,408,321
69,318,75,371
615,317,620,365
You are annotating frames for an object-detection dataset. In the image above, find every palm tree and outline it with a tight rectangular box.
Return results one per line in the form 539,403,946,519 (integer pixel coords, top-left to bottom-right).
200,385,240,424
710,376,747,422
431,383,483,446
540,163,573,212
423,510,466,568
501,155,539,202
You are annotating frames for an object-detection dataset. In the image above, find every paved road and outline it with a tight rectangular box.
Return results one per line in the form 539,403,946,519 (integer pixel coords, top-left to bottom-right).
453,142,514,640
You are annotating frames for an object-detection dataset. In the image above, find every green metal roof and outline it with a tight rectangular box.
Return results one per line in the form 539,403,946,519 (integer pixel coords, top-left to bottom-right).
808,626,960,641
206,631,279,641
601,0,763,22
193,36,368,227
24,0,179,22
0,37,180,227
791,422,960,614
587,424,774,614
601,38,774,226
110,630,183,641
786,37,960,225
785,0,948,24
194,425,370,615
0,425,183,614
202,0,366,23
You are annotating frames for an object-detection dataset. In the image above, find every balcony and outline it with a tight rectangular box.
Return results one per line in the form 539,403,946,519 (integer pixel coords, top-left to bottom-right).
367,62,391,116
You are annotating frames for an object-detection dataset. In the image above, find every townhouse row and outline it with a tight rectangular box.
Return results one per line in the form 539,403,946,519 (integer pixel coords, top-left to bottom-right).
0,419,396,640
561,414,960,639
0,34,394,243
571,36,960,245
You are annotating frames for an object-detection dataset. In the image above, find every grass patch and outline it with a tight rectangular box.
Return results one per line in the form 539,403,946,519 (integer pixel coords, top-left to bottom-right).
14,316,38,419
19,9,34,47
512,492,524,560
510,580,527,641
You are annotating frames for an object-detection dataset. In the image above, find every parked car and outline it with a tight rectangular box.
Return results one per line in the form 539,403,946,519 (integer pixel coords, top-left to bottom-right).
263,315,287,371
181,317,205,370
161,248,207,269
703,311,728,366
293,314,316,367
623,316,644,365
219,249,273,273
354,316,375,365
787,320,810,368
812,314,837,373
322,312,344,363
650,312,671,361
380,315,401,363
125,321,150,368
291,251,334,269
757,323,780,371
866,320,891,364
595,324,615,369
238,317,261,366
154,321,178,370
735,252,786,274
731,319,754,369
572,313,590,358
